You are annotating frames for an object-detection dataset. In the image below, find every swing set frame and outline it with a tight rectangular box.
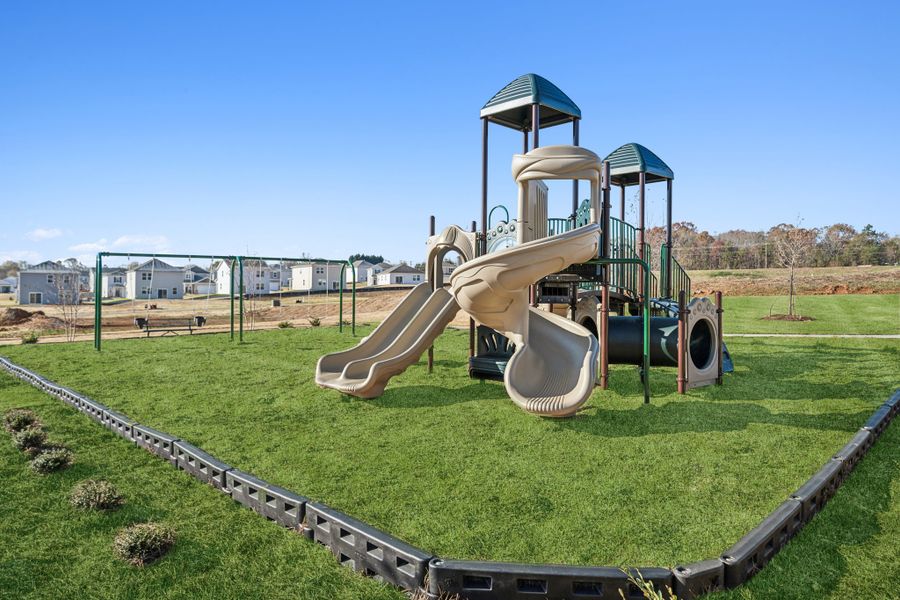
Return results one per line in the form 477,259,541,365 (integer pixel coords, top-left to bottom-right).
93,252,356,351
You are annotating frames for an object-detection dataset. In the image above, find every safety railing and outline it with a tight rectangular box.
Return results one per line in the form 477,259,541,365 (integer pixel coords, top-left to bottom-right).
547,217,573,236
660,244,691,300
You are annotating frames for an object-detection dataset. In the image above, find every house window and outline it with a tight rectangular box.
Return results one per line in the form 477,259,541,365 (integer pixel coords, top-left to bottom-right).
317,278,326,287
184,272,192,281
141,286,151,295
46,274,55,284
172,287,178,295
315,267,324,274
29,292,42,304
113,276,123,284
395,276,402,284
141,272,152,281
413,275,421,281
255,282,265,291
271,272,279,279
62,275,71,284
157,289,168,299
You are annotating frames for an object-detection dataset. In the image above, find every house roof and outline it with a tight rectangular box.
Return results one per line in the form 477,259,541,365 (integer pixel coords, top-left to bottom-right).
352,260,374,268
374,262,392,269
129,258,181,272
21,261,81,273
102,268,126,276
481,74,581,130
1,276,16,285
604,143,674,186
183,264,209,274
380,264,424,275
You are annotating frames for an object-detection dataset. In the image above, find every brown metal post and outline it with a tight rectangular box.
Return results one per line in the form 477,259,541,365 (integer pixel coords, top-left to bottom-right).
665,179,673,298
619,184,626,222
481,117,488,255
600,284,610,389
523,129,529,154
677,290,687,394
428,215,435,374
572,118,579,216
716,290,724,385
600,161,611,284
638,172,646,304
531,103,539,149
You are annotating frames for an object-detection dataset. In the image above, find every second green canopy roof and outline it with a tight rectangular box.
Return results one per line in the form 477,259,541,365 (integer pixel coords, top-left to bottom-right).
604,143,674,185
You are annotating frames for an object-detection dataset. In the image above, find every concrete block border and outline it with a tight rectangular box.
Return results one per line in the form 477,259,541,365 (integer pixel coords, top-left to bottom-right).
0,355,896,599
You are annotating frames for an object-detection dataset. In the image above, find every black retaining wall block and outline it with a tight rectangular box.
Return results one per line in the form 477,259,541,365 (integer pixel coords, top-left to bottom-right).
863,405,892,439
721,499,802,588
305,502,433,591
884,390,900,418
226,469,308,529
80,398,108,424
102,408,135,440
173,441,231,491
133,424,180,464
426,559,673,600
833,429,872,474
791,459,844,524
672,559,724,599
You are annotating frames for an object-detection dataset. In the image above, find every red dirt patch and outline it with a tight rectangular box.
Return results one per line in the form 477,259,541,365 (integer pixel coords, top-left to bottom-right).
761,314,816,322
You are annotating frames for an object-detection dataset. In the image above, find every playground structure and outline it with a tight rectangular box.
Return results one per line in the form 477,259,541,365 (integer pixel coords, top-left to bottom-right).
317,74,731,415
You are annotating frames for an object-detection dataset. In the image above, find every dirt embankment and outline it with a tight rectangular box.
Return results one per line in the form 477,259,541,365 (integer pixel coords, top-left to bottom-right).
0,308,68,334
690,265,900,296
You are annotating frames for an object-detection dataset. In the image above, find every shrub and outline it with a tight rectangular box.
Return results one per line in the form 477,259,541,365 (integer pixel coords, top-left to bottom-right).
70,479,125,510
113,523,176,566
307,316,321,327
3,408,41,433
12,427,47,455
20,331,39,344
277,320,294,329
29,446,74,474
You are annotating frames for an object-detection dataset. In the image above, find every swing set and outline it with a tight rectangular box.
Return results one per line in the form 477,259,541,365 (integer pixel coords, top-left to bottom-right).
93,252,357,351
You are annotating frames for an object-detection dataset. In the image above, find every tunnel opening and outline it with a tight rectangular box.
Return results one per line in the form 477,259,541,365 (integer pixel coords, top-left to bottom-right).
689,318,715,370
580,317,598,338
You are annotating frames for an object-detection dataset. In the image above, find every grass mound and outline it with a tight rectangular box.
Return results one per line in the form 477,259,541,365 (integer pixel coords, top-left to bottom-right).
113,523,175,566
70,479,125,510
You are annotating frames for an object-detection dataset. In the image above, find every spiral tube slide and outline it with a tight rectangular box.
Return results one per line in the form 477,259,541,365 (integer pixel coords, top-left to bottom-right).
450,224,601,417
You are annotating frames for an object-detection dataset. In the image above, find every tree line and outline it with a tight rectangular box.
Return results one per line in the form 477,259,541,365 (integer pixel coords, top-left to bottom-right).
644,222,899,271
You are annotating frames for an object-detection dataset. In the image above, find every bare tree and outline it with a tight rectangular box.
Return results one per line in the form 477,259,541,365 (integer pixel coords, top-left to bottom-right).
54,269,81,342
769,221,817,317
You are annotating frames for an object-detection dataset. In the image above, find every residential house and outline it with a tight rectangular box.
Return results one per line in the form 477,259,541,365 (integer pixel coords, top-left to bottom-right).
0,276,16,295
350,260,374,284
16,261,82,305
182,264,214,295
290,262,347,292
366,262,392,286
90,267,127,298
125,259,184,300
211,259,272,296
441,259,458,280
373,264,425,286
267,263,291,293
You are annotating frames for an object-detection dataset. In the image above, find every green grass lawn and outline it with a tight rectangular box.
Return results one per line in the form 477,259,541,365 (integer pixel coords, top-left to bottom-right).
722,294,899,335
1,326,897,598
0,372,403,600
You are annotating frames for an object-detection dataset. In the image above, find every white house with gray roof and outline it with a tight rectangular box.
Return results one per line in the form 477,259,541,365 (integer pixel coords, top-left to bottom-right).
373,264,425,286
0,276,16,296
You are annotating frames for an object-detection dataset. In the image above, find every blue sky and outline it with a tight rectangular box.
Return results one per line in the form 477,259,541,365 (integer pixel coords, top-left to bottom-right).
2,1,898,268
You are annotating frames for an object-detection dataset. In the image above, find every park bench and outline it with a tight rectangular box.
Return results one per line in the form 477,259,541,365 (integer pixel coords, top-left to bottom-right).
133,316,206,337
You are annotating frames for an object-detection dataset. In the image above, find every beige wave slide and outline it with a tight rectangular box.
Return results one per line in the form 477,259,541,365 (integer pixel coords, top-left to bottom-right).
315,282,459,398
450,224,601,417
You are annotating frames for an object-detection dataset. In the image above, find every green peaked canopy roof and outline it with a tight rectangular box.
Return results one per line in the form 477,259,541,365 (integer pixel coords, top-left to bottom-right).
481,74,581,130
604,143,674,185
